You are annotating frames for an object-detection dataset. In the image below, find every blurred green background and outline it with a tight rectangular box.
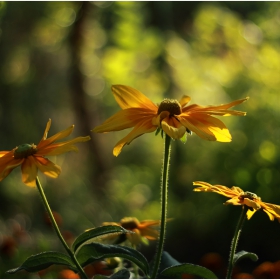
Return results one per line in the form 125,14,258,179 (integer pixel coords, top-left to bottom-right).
1,1,280,278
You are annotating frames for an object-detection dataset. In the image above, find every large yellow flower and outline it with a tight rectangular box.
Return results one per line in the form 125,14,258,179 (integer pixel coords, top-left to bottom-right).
102,217,160,246
0,119,91,187
93,85,248,156
193,181,280,221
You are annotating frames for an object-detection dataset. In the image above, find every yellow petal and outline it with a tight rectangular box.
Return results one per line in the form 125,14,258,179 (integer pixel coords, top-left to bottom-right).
21,157,38,187
179,96,191,107
93,108,156,133
161,117,186,139
37,136,91,156
243,198,261,210
113,119,156,156
246,209,256,220
41,119,52,141
112,85,158,111
34,156,61,178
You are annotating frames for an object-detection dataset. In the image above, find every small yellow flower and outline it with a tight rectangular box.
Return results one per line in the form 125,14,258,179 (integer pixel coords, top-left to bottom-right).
93,85,248,156
0,119,91,187
193,181,280,221
103,217,160,246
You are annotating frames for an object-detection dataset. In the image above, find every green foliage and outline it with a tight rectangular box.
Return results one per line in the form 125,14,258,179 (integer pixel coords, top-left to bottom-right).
233,250,258,266
76,243,150,276
6,252,76,274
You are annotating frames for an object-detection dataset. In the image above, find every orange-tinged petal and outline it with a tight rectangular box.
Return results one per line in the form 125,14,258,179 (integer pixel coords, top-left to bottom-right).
21,157,38,187
113,119,156,156
93,108,156,133
127,228,142,245
243,198,261,210
139,227,159,240
37,125,75,150
112,85,158,111
161,116,186,139
0,151,24,181
34,156,61,178
179,114,232,142
37,136,91,156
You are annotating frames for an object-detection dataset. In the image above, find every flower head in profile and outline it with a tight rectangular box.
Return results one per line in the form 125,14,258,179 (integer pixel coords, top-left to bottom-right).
0,119,91,187
93,85,248,156
102,217,160,246
193,181,280,221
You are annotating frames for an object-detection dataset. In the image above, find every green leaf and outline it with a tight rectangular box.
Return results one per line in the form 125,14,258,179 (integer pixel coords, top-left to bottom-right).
233,250,258,265
72,225,130,253
110,269,130,279
6,251,76,274
76,243,149,276
160,263,218,279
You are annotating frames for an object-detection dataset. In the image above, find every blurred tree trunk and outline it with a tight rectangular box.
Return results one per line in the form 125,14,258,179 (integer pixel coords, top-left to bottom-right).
68,2,107,197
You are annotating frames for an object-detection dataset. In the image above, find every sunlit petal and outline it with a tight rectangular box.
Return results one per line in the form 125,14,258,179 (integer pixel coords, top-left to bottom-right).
34,156,61,178
0,151,24,181
112,85,158,111
179,114,232,142
179,95,191,107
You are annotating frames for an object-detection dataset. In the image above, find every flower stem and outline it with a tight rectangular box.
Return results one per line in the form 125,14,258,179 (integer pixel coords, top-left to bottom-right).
35,177,88,279
226,206,247,279
151,134,171,279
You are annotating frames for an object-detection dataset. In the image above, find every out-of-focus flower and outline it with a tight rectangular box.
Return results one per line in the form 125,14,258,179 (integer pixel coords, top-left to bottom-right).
93,85,248,156
0,119,91,187
58,269,80,279
102,217,160,246
193,181,280,221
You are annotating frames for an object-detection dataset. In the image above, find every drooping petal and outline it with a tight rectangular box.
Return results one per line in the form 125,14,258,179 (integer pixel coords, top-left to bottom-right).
93,108,157,133
21,157,38,187
37,125,75,150
0,151,24,181
34,156,61,178
161,116,186,139
261,202,280,221
139,227,159,240
178,114,232,142
37,136,91,156
113,119,157,156
246,209,257,220
112,85,158,111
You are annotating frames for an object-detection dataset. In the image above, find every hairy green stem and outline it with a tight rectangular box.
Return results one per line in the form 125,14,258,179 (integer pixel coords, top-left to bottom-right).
226,206,247,279
36,177,88,279
151,134,171,279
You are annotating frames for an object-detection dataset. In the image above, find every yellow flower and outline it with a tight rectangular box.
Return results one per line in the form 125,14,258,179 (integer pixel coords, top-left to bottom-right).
0,119,91,187
193,181,280,221
93,85,248,156
102,217,160,246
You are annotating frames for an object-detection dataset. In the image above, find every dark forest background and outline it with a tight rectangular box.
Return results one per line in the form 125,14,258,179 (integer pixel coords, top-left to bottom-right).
1,1,280,278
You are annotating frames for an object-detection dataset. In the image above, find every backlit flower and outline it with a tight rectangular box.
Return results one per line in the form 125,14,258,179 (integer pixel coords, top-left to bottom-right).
0,119,91,187
102,217,160,246
193,181,280,221
93,85,248,156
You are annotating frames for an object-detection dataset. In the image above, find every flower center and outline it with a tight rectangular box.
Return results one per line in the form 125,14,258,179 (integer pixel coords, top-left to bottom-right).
14,144,37,159
120,217,139,230
157,99,182,115
240,191,258,200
